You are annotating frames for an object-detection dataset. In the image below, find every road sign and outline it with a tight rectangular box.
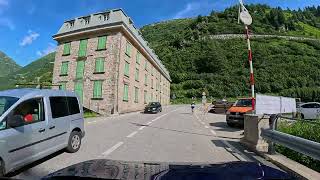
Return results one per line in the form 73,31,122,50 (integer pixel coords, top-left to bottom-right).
240,10,252,25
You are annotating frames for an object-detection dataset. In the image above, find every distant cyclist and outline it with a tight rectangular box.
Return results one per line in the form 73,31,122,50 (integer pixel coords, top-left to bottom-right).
191,102,196,113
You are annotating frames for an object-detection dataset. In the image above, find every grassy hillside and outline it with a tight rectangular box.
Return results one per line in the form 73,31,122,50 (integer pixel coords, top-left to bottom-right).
0,52,55,90
141,4,320,101
0,51,21,77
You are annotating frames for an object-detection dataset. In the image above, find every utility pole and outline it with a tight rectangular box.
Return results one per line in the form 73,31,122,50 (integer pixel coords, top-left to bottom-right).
238,0,255,111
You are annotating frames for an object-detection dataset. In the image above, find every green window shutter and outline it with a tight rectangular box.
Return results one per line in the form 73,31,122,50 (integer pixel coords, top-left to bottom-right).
124,61,130,77
136,52,140,64
60,62,69,75
123,84,129,101
93,81,103,98
63,42,71,55
59,82,66,90
95,58,105,73
135,68,139,81
76,60,85,79
144,74,148,85
145,61,148,71
78,39,88,57
97,36,107,50
144,91,147,104
134,87,139,103
151,79,154,89
125,42,131,57
74,81,83,103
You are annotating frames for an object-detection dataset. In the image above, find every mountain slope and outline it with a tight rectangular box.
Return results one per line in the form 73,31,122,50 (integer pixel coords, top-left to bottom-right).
0,51,21,77
140,4,320,101
0,52,55,90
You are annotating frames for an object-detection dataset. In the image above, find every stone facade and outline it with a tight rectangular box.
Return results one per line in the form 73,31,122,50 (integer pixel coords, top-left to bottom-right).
52,9,171,115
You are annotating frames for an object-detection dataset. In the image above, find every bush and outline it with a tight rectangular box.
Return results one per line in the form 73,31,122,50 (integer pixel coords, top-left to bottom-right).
277,120,320,172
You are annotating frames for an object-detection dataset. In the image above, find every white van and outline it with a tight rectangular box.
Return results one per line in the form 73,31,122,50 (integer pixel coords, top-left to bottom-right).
0,89,85,176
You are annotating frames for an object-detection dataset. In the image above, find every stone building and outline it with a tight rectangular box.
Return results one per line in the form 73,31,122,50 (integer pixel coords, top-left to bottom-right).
52,9,171,115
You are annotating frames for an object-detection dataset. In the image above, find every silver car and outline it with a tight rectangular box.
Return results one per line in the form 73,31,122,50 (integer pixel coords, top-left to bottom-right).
0,89,85,176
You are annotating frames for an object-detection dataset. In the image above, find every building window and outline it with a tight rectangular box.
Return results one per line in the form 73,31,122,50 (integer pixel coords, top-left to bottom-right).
144,90,147,104
123,84,129,102
136,52,141,65
134,87,139,103
59,82,67,90
144,74,148,86
135,68,139,82
94,58,105,73
125,41,132,57
60,61,69,76
74,81,83,103
63,42,71,56
144,60,148,71
151,66,154,76
84,16,90,25
93,81,103,99
76,60,85,79
97,36,107,50
151,79,154,89
78,39,88,57
124,61,130,77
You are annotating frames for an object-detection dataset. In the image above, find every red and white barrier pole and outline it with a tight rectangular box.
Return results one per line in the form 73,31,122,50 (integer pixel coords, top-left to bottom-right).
245,25,255,111
239,0,255,111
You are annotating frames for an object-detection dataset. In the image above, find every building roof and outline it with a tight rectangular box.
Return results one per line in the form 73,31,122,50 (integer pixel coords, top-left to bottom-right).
53,8,171,81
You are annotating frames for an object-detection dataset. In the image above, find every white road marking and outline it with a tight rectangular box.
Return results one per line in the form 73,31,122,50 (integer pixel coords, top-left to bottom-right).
210,130,217,135
102,142,124,156
138,126,146,130
87,122,93,124
201,122,205,125
205,126,209,129
127,131,138,138
146,121,152,125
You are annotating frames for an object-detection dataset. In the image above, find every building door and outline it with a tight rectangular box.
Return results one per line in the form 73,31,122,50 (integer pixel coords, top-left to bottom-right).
74,82,83,103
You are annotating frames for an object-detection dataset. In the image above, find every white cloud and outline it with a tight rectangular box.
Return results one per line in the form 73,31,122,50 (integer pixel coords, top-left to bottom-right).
37,43,56,57
27,5,36,15
20,30,40,46
173,2,205,19
0,18,14,30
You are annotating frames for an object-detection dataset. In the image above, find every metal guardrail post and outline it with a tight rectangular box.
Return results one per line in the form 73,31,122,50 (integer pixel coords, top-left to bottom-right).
267,114,278,155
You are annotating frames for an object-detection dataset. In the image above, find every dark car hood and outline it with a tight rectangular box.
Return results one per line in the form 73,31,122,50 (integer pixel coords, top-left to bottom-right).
42,159,293,180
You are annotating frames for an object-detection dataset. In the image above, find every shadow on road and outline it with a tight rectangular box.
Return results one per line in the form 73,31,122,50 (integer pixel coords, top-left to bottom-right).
209,122,242,132
6,149,65,178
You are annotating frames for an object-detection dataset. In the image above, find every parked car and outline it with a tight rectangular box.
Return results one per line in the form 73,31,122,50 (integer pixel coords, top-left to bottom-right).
226,98,253,127
209,99,234,114
297,102,320,119
0,89,85,176
144,102,162,113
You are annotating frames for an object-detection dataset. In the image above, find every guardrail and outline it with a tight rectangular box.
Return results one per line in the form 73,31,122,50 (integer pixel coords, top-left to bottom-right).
261,114,320,161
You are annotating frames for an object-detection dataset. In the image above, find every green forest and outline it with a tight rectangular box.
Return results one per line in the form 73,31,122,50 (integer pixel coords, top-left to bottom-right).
141,4,320,101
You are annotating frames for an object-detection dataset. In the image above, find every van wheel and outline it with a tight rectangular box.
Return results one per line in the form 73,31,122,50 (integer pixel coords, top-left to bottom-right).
301,114,305,119
0,159,5,177
66,131,82,153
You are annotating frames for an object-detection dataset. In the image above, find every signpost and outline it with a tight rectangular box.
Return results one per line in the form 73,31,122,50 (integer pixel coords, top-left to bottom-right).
239,0,255,112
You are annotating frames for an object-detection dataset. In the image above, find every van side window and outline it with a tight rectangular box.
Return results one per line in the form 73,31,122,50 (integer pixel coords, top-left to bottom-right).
49,96,80,118
67,97,80,115
12,98,44,125
50,97,69,118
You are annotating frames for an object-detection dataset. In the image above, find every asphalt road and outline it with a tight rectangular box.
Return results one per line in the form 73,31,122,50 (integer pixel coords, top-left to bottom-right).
11,105,278,179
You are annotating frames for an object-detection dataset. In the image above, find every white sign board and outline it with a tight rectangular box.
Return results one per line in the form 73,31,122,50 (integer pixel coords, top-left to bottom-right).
255,94,296,115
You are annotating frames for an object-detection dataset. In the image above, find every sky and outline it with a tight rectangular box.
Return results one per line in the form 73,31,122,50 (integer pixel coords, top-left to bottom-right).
0,0,320,66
